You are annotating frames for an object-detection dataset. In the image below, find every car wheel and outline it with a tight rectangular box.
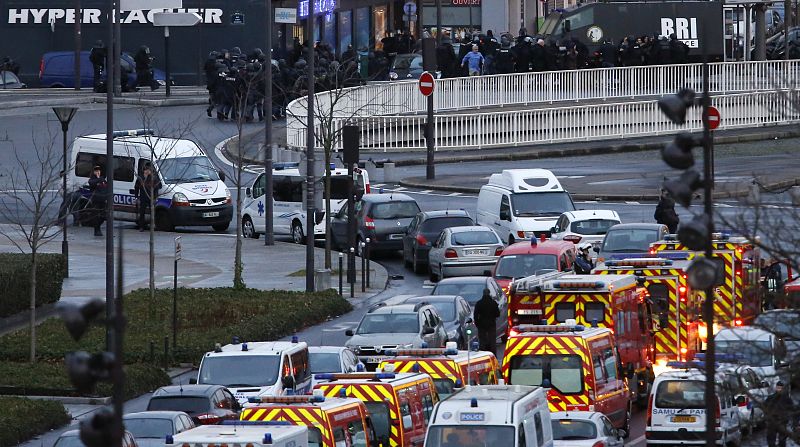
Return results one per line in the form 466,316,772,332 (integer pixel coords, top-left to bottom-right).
155,210,174,232
242,216,258,239
212,222,230,232
403,247,412,268
429,264,439,283
291,221,304,244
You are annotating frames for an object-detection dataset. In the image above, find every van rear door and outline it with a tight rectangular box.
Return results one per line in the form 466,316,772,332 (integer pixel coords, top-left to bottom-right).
651,379,707,431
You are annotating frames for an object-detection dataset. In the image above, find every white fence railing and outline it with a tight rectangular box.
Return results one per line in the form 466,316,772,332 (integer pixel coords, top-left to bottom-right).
286,60,800,151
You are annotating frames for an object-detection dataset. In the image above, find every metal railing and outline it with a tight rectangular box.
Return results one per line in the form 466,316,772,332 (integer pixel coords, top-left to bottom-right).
286,60,800,151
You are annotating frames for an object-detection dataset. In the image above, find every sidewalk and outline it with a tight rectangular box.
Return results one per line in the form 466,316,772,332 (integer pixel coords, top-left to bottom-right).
0,86,209,109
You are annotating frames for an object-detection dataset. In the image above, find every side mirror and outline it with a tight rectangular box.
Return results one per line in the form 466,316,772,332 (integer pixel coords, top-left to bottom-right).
245,187,252,198
423,326,435,335
550,226,557,234
345,329,354,337
218,171,226,182
616,428,627,440
189,378,197,384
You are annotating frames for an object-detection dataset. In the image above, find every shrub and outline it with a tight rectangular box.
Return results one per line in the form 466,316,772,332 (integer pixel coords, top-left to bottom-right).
0,253,65,318
0,396,70,447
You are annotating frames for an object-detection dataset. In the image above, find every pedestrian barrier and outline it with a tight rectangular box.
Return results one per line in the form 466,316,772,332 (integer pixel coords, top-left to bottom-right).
286,60,800,151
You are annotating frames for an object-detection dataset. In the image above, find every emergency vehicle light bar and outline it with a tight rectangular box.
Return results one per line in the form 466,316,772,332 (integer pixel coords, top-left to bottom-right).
694,353,742,363
512,324,585,333
665,360,705,369
248,395,325,404
384,348,459,356
221,420,292,426
314,373,396,381
112,129,154,138
551,281,605,289
604,258,673,267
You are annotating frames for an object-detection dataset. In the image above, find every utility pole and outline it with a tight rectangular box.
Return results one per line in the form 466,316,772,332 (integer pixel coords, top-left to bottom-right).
114,0,121,96
105,0,116,351
305,0,316,292
265,0,275,246
74,0,82,90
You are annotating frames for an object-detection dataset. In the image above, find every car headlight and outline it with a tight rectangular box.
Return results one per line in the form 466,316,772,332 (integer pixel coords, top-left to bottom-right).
225,189,232,204
389,72,398,80
172,192,189,207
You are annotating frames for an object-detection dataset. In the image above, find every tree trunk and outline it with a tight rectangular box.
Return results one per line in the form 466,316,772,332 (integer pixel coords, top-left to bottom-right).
29,248,37,363
149,186,155,301
324,148,332,270
233,123,245,289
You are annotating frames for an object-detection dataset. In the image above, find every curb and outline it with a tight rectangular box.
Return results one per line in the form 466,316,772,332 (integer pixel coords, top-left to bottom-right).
16,395,112,405
3,96,207,109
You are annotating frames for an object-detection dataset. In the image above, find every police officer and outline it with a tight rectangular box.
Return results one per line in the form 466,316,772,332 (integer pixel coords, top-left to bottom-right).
134,45,159,91
133,163,161,231
204,51,220,117
764,381,794,447
575,243,595,274
654,188,680,233
495,38,515,74
87,166,108,237
473,289,500,353
89,40,106,92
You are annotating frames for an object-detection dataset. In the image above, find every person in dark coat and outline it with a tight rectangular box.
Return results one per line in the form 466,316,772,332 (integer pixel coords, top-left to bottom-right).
669,34,690,64
599,39,617,68
134,45,159,91
204,51,220,117
513,37,532,72
87,166,108,237
654,188,680,233
436,38,457,78
531,39,548,72
496,38,516,74
473,289,500,353
763,381,794,447
132,163,161,231
89,40,106,92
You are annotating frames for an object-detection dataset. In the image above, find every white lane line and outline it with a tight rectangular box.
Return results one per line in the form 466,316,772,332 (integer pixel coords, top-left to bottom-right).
213,136,262,175
625,434,645,446
393,186,407,191
420,190,433,194
625,201,641,205
446,192,462,196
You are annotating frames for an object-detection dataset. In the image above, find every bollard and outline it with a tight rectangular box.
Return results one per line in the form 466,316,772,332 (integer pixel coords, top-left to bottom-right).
365,238,371,288
383,162,397,183
361,241,366,293
338,252,344,296
349,247,356,298
164,336,169,369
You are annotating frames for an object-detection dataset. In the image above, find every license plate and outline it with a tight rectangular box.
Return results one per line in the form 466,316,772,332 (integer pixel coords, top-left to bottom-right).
364,356,386,363
463,249,488,256
202,211,220,218
517,309,543,315
671,415,696,423
388,234,403,240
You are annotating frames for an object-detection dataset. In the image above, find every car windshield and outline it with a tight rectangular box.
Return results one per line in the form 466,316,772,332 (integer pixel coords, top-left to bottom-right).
309,352,342,374
451,230,500,246
570,219,620,235
511,191,575,217
424,425,515,446
508,354,583,394
357,314,419,334
552,419,598,440
393,55,420,69
54,435,84,447
124,418,174,438
495,254,557,279
369,201,420,219
433,378,456,398
655,380,706,409
157,156,220,184
715,340,773,367
425,301,455,321
601,229,659,253
754,312,800,339
365,402,391,441
198,355,280,387
433,283,486,305
420,217,474,235
147,396,209,415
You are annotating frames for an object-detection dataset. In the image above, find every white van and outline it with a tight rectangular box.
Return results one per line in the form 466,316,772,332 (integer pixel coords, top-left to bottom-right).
195,338,312,405
68,129,232,231
240,163,369,243
646,363,742,446
167,423,309,447
714,326,789,391
477,169,576,245
424,385,553,447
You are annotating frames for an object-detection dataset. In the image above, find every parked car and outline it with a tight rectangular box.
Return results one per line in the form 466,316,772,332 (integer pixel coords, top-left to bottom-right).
146,384,239,425
754,309,800,385
123,411,195,447
0,71,26,88
344,302,448,369
432,276,508,340
398,295,473,349
594,223,670,265
714,326,790,392
551,411,625,446
54,429,137,447
389,53,424,80
331,193,420,254
403,209,474,273
550,209,621,250
428,225,504,281
39,51,170,89
309,345,362,385
717,364,769,435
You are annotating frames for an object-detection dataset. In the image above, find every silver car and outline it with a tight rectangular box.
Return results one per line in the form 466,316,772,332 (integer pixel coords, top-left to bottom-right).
309,346,363,386
428,226,504,281
551,411,626,446
123,411,195,447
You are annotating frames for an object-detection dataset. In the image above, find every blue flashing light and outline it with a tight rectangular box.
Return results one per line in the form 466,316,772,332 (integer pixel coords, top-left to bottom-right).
339,388,347,397
530,237,538,247
310,395,325,402
444,348,458,356
542,378,552,388
384,349,398,356
471,341,479,352
421,342,429,348
591,319,599,328
222,421,291,426
264,432,273,444
375,373,396,379
286,389,295,396
694,353,741,363
165,434,174,445
666,360,706,369
412,363,420,373
232,336,240,345
291,335,299,344
242,342,248,351
455,379,463,388
470,397,478,408
248,396,261,403
356,363,365,372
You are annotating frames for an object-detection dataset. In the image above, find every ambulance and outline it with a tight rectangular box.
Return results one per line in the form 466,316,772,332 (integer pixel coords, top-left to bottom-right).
166,423,309,447
536,274,656,404
595,257,703,372
502,323,632,434
650,233,762,326
424,385,554,447
376,343,500,398
313,372,438,447
241,393,377,447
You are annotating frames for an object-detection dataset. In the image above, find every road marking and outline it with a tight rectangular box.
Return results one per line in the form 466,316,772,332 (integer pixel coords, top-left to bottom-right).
372,183,385,188
393,186,407,191
625,201,641,205
420,189,433,194
214,136,264,175
557,175,586,179
625,434,645,446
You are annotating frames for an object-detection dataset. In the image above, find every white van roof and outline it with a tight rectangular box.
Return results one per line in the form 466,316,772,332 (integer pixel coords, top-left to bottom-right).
715,326,774,342
487,169,563,193
204,341,308,358
77,132,204,160
170,423,308,445
431,385,546,426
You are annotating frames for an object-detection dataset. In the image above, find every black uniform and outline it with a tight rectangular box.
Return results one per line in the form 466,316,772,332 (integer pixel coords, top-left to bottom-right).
495,46,515,74
87,172,108,237
89,41,106,92
134,46,158,91
133,171,161,230
473,290,500,354
763,386,794,447
654,193,680,233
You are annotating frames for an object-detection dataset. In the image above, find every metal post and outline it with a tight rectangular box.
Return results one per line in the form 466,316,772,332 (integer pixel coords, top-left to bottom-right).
785,0,792,60
349,247,355,298
61,124,70,277
74,0,82,90
426,94,434,180
744,5,751,61
172,256,178,351
105,0,116,353
305,0,316,293
112,223,124,447
338,252,343,296
361,241,366,293
365,238,371,288
436,0,442,44
163,336,169,368
264,0,275,246
113,0,121,96
164,26,171,97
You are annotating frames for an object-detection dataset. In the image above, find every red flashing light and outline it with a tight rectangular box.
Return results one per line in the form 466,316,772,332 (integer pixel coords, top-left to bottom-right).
646,394,654,427
734,319,743,326
736,270,742,276
540,234,547,242
445,249,458,258
649,248,656,255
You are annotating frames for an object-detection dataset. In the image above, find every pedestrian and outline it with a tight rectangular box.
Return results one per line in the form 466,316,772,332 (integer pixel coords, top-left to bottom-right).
87,165,108,237
473,288,500,353
133,163,161,231
654,188,680,233
531,39,548,72
575,243,595,274
134,45,159,91
461,44,484,76
763,381,794,447
89,40,106,92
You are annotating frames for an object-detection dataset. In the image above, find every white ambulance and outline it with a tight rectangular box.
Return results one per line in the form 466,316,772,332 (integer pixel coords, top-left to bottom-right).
424,385,554,447
166,422,309,447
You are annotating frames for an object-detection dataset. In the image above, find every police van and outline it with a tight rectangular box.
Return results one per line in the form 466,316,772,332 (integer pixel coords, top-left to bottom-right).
424,385,553,447
68,129,232,231
241,163,369,243
167,422,309,447
646,361,742,446
195,337,311,405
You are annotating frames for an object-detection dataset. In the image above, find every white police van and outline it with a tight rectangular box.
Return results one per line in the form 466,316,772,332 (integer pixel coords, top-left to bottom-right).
167,422,309,447
68,129,232,231
195,337,312,405
646,361,742,446
425,385,553,447
240,162,369,243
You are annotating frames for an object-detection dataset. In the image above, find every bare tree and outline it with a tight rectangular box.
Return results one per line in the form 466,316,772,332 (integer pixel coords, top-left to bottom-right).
0,130,65,362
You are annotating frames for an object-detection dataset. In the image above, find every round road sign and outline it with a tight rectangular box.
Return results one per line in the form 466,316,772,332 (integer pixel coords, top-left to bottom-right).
707,106,720,130
419,71,435,96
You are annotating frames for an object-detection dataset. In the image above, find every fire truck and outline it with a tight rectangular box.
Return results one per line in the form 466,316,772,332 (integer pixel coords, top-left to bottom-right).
535,274,656,404
506,270,570,334
650,234,762,326
595,257,703,373
241,394,376,447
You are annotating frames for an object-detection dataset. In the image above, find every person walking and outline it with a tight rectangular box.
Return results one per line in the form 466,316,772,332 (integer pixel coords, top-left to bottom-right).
89,40,106,92
461,44,484,76
87,165,108,237
654,188,680,233
133,163,161,231
473,289,500,353
764,381,794,447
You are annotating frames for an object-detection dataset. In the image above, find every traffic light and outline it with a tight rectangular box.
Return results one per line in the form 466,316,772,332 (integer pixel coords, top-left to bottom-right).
58,299,105,341
662,170,703,208
657,88,696,125
677,214,711,251
65,351,115,394
79,408,117,447
662,133,697,170
686,257,724,290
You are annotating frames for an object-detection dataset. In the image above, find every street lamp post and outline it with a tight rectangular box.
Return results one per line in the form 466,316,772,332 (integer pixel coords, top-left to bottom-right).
53,106,78,277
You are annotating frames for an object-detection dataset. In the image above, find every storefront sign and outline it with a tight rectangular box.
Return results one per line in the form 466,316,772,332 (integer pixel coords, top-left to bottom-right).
6,8,223,24
298,0,336,18
451,0,481,5
275,7,297,24
230,10,244,25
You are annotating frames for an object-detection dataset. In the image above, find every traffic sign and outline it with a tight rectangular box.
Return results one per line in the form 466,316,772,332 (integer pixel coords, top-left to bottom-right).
707,106,720,130
419,71,435,96
152,12,202,27
175,236,182,261
403,1,417,16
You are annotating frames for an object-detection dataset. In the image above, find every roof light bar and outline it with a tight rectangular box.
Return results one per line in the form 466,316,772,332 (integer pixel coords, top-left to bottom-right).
314,373,396,381
512,324,585,333
248,395,325,404
551,281,605,289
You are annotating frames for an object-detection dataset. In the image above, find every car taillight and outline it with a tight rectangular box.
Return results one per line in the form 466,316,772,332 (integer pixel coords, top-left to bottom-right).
646,393,654,427
365,216,375,229
195,413,222,425
494,247,503,256
39,58,44,79
563,235,582,243
445,249,458,258
734,318,743,326
416,234,428,246
649,247,656,255
591,442,606,447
